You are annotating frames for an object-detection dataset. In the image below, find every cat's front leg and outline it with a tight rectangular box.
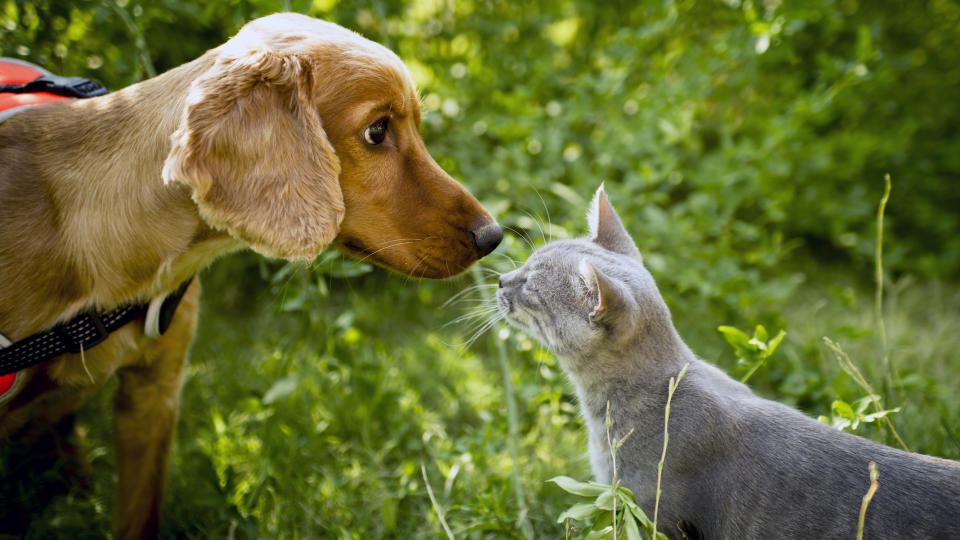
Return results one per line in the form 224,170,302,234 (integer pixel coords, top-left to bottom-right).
587,431,613,484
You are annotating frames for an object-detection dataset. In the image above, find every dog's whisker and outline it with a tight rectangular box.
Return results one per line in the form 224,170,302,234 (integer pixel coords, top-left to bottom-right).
402,252,430,286
353,238,427,265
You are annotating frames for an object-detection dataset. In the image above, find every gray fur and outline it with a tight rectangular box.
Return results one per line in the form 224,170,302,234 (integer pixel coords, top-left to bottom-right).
497,187,960,539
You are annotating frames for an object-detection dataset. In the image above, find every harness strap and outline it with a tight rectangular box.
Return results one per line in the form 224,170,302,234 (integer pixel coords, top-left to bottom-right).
0,74,107,99
0,279,193,376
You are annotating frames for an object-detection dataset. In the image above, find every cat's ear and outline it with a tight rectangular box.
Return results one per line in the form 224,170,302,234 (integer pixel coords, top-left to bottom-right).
578,258,616,322
587,185,641,259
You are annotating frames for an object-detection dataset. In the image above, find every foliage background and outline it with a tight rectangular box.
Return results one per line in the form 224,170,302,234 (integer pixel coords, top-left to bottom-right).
2,0,959,537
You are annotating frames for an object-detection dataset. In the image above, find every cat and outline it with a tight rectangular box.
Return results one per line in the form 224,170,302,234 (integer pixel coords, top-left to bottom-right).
496,186,960,539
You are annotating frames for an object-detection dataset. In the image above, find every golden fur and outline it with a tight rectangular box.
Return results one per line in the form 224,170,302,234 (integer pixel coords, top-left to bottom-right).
0,13,498,538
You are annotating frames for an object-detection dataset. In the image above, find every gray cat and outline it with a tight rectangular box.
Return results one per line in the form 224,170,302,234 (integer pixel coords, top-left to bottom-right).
496,186,960,539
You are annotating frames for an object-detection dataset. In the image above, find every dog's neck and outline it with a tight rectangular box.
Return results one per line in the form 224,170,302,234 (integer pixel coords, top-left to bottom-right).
0,51,242,337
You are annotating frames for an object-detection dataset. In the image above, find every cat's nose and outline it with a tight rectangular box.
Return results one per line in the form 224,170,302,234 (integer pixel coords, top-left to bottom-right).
499,270,520,289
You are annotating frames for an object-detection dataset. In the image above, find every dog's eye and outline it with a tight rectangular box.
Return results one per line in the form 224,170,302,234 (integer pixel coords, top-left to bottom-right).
363,117,389,145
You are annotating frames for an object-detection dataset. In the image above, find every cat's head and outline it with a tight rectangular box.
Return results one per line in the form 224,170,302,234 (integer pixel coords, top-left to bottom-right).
496,186,672,359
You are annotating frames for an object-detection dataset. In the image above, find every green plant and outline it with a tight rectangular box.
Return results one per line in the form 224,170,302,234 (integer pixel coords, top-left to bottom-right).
817,396,900,433
856,462,880,540
550,363,689,540
716,325,786,384
652,363,688,537
821,338,909,451
550,475,663,540
550,399,654,539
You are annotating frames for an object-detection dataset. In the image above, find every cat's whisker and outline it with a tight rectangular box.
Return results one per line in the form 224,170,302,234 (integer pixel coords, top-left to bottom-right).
533,188,553,243
446,301,500,323
518,209,547,246
479,266,503,278
443,306,500,328
498,253,520,270
448,298,500,306
441,282,498,309
463,315,504,349
504,225,536,252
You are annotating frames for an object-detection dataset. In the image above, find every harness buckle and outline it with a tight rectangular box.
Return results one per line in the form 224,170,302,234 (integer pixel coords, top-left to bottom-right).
54,312,109,354
145,279,193,339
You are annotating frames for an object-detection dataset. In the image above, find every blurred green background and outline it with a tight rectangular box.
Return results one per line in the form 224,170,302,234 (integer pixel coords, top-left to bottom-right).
2,0,959,538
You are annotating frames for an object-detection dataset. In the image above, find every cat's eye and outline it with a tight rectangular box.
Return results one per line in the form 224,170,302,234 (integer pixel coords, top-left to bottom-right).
363,117,389,145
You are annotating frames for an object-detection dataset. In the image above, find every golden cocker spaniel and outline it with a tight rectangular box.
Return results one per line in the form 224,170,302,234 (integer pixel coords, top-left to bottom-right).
0,13,500,538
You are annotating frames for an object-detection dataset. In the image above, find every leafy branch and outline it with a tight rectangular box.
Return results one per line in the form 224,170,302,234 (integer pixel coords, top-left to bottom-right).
717,325,786,383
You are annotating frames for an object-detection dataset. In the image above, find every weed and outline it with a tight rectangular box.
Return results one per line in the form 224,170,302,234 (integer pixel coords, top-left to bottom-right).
716,325,786,384
856,462,880,540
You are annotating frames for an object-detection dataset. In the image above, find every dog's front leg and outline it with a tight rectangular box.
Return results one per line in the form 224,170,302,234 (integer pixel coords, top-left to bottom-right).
113,279,199,540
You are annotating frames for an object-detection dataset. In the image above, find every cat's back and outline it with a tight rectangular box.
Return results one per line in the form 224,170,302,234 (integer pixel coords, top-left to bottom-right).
709,388,960,539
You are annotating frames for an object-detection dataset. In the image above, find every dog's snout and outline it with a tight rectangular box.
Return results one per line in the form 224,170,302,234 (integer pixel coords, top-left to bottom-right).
470,221,503,257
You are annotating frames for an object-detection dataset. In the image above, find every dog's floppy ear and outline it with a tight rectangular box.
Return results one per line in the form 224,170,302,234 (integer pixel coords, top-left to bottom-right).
163,50,343,260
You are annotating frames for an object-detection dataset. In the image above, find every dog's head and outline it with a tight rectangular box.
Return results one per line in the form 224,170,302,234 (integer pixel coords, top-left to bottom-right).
162,13,501,278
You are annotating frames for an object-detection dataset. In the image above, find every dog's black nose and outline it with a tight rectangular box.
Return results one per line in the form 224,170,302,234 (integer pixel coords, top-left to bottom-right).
471,221,503,257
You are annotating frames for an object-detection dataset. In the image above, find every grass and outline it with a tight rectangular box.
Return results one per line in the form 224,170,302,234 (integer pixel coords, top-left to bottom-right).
14,240,960,538
857,461,880,540
652,364,688,537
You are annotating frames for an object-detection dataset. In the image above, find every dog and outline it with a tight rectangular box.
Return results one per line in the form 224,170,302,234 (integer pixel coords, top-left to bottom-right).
0,13,501,538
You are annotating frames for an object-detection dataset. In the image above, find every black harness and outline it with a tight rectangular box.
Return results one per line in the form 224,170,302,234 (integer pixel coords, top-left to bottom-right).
0,280,193,376
0,73,108,99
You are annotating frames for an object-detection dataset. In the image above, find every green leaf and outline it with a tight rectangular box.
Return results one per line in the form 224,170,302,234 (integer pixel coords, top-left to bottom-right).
595,489,615,509
623,513,643,540
585,526,614,540
380,497,398,532
863,408,900,423
832,417,853,431
594,511,614,529
626,502,654,528
549,476,608,497
717,326,752,352
832,400,856,419
754,324,768,343
617,485,638,502
557,502,600,523
766,330,787,356
262,376,298,404
853,396,874,416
